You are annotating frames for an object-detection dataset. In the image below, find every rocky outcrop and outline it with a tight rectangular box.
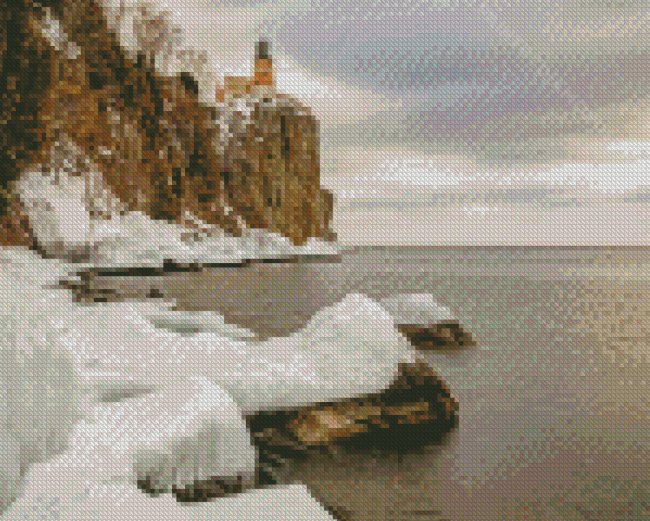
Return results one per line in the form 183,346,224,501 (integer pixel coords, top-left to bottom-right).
165,362,459,504
380,294,476,350
397,323,475,350
218,96,336,245
1,0,239,243
0,2,54,247
215,42,336,245
0,0,336,249
246,361,458,462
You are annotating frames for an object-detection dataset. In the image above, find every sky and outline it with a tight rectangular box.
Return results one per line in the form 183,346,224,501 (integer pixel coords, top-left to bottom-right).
136,0,650,245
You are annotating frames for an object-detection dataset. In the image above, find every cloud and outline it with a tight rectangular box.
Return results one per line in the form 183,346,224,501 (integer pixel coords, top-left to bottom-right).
141,0,650,243
143,0,650,164
250,0,650,164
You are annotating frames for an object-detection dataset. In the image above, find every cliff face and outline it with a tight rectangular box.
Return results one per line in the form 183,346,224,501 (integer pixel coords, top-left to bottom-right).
0,0,336,249
1,0,242,245
218,93,336,246
0,2,53,224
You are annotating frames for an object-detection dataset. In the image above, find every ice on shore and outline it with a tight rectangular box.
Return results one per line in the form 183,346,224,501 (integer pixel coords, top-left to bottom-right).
18,155,339,268
226,293,416,413
76,292,415,415
0,249,252,511
129,377,256,493
2,387,333,519
0,247,416,516
1,367,332,520
86,212,341,267
0,250,82,513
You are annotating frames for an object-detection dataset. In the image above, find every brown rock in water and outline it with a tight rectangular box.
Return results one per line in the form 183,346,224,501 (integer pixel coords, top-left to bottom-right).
168,361,458,504
247,361,459,458
398,322,476,351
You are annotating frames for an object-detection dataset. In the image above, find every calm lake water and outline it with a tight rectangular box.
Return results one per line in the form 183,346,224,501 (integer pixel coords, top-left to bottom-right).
85,246,650,520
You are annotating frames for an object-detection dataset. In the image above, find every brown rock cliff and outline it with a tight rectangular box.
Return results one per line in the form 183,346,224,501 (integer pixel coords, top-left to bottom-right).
0,1,335,248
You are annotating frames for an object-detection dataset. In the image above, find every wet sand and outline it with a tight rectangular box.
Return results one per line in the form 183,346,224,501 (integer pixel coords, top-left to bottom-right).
78,247,650,520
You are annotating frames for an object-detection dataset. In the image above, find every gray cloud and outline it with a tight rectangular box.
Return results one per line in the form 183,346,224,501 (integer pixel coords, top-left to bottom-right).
250,0,650,163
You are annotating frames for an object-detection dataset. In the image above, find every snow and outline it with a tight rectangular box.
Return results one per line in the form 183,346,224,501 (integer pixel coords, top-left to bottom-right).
4,398,335,521
2,7,433,515
6,454,335,521
0,251,83,513
70,292,414,416
379,293,456,327
85,212,341,268
0,432,20,512
0,247,418,517
224,293,416,413
128,377,257,492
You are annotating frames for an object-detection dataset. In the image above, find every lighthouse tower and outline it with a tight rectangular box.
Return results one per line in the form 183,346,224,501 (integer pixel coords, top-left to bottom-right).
253,40,274,88
216,40,275,103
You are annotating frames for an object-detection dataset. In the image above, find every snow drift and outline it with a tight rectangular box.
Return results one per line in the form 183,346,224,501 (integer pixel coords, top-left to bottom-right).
0,246,419,516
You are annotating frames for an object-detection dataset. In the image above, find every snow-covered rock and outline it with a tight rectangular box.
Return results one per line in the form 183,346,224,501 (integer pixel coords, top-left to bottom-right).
128,377,256,493
0,250,82,513
77,292,415,416
379,294,456,327
0,247,418,515
17,141,339,268
0,248,258,510
380,294,475,350
6,428,335,521
10,0,337,265
225,293,416,413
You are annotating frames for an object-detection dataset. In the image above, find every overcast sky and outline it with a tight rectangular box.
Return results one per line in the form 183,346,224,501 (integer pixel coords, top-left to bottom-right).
151,0,650,245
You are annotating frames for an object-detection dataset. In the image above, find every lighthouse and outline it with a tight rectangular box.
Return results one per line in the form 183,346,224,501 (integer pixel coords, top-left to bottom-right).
216,40,275,103
253,40,274,87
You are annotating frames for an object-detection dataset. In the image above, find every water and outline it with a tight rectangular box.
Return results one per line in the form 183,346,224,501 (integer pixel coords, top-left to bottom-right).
8,245,650,520
284,246,650,521
144,244,648,521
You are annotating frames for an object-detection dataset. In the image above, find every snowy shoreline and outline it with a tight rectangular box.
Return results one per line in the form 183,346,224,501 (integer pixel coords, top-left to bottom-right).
4,245,650,520
3,0,649,518
0,246,442,519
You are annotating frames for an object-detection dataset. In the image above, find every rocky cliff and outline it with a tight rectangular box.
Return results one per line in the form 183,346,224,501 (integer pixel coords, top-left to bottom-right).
217,92,336,246
0,0,336,249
